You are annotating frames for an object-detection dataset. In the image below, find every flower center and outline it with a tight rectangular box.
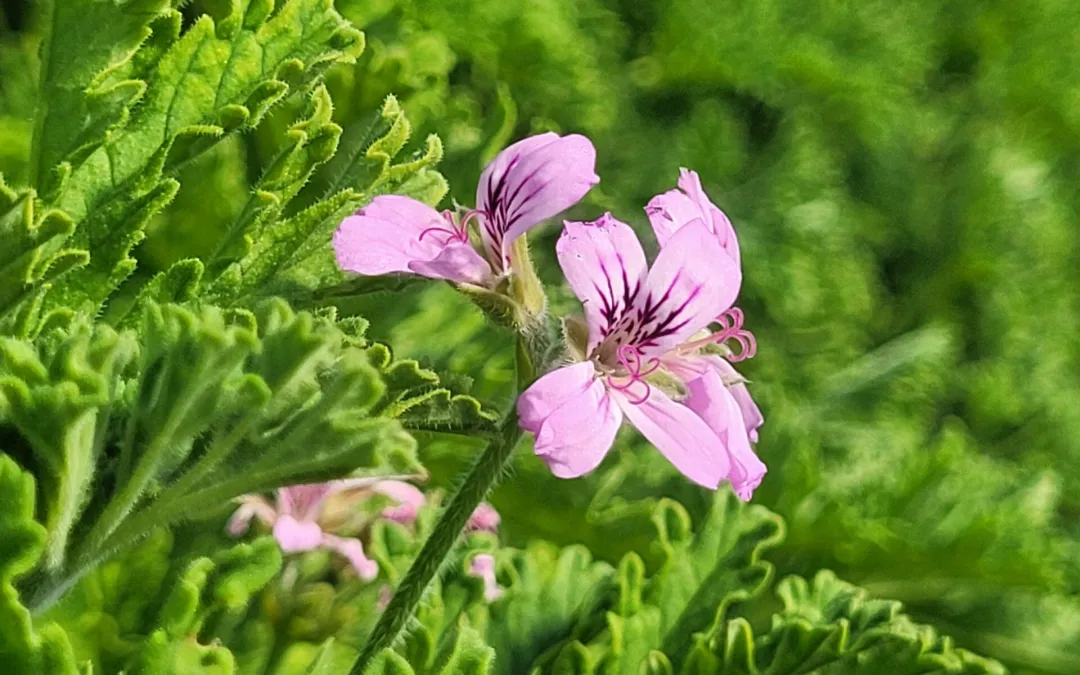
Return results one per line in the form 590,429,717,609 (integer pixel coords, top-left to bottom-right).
602,344,661,405
678,307,757,361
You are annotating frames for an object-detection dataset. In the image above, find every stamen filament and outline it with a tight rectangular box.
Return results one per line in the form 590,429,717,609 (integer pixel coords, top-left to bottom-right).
678,307,757,361
605,344,661,405
418,211,471,245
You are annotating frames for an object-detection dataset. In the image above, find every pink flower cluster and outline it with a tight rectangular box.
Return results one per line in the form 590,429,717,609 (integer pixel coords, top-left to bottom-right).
227,478,499,579
332,135,764,499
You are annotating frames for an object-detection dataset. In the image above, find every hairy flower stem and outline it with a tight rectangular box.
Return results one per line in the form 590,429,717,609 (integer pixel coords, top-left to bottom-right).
351,412,523,672
351,322,552,672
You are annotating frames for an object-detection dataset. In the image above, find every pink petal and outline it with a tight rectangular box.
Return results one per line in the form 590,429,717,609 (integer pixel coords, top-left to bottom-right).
333,195,491,283
476,133,599,268
646,169,740,267
467,503,501,532
530,371,623,479
226,496,277,536
711,357,764,443
276,484,333,521
646,189,702,248
272,515,324,552
407,244,491,285
321,534,379,580
633,219,740,355
467,554,504,602
517,361,597,433
682,365,766,500
677,169,740,267
556,214,648,352
373,480,427,524
612,387,729,489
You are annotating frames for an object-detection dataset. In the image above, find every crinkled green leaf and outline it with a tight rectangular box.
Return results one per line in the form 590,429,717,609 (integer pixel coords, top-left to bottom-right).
0,176,86,336
28,0,173,195
124,537,283,674
204,84,343,290
365,618,494,675
367,355,497,436
0,321,137,570
10,299,418,614
212,94,446,305
697,571,1007,675
0,454,79,674
298,94,445,210
541,493,784,675
477,543,614,675
39,0,364,318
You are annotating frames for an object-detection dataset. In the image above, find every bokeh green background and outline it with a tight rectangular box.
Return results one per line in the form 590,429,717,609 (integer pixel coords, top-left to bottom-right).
4,0,1080,672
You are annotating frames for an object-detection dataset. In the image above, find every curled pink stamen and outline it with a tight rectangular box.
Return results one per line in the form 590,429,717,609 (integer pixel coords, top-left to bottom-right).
680,307,757,361
418,211,470,245
461,209,484,229
715,308,756,361
418,227,454,244
606,344,660,404
606,375,652,405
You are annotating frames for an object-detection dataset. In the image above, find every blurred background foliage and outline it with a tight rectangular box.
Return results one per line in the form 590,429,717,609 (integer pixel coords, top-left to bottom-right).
3,0,1080,672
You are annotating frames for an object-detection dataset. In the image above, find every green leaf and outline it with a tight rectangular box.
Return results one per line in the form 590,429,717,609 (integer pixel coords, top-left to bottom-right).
124,537,283,675
364,618,495,675
40,0,364,317
108,258,205,329
0,454,79,674
544,493,784,675
0,176,86,336
28,0,173,195
367,355,498,436
701,571,1007,675
209,94,447,306
0,321,137,570
205,84,343,287
14,299,418,613
478,543,615,675
304,639,362,675
298,95,445,209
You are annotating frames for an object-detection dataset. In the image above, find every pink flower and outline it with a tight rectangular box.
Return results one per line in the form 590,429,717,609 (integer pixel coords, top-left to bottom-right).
372,480,426,524
333,133,598,286
517,211,765,498
227,479,381,580
467,554,504,602
371,480,500,533
466,502,501,533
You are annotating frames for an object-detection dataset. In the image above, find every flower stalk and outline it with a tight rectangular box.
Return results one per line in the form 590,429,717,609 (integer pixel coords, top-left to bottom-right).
350,319,550,672
350,407,523,672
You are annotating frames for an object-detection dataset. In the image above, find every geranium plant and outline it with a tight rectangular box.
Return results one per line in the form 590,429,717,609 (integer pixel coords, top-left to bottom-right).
0,1,1066,674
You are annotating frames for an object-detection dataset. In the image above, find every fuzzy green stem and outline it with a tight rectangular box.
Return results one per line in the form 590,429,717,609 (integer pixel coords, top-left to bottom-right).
350,411,522,672
354,319,552,669
350,323,551,672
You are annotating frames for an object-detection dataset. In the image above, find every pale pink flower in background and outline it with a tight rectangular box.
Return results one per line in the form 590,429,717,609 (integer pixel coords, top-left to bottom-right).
372,480,427,524
517,210,766,498
467,554,504,602
466,502,501,533
370,479,500,532
227,480,382,580
333,133,598,286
